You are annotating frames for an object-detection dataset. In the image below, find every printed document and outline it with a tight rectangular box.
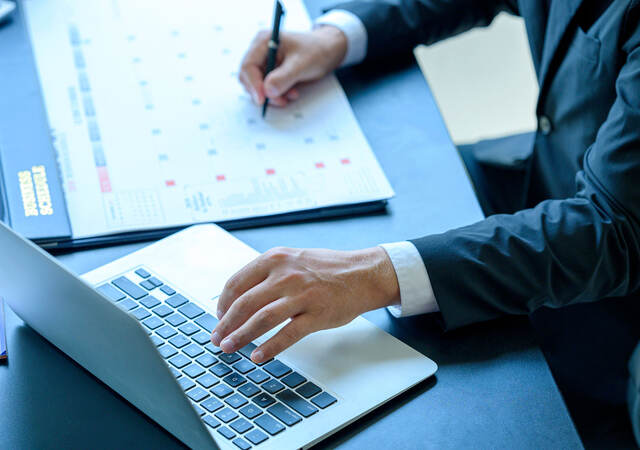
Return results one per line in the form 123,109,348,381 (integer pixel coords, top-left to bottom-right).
23,0,394,239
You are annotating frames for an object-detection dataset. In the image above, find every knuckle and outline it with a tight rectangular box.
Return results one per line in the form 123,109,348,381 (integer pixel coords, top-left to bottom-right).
281,270,305,286
265,246,292,263
223,278,240,299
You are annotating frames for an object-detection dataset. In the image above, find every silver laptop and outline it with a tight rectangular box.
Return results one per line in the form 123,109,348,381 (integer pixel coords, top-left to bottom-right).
0,221,437,449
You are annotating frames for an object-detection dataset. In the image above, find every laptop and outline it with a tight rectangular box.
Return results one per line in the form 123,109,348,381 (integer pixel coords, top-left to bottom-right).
0,221,437,449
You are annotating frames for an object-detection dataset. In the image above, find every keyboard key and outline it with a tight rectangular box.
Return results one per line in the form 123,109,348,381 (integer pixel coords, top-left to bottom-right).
179,323,200,336
223,373,246,388
140,280,156,291
158,344,178,359
263,360,291,378
195,314,218,332
230,417,253,434
166,294,189,308
148,276,163,287
219,353,241,365
211,363,232,377
178,377,196,391
112,276,148,300
183,343,204,358
238,382,260,398
296,382,321,399
254,414,285,436
225,393,248,409
203,415,221,429
247,369,269,384
205,343,223,355
142,316,163,330
240,404,262,420
140,296,161,309
117,298,138,311
233,360,255,374
184,364,205,379
276,390,318,418
245,428,268,445
160,285,176,296
196,353,217,368
157,325,178,339
131,307,151,321
97,284,125,302
169,335,190,348
217,426,236,440
135,268,151,279
267,403,302,426
197,373,219,389
170,367,181,378
178,302,205,319
202,397,224,413
187,387,209,403
311,392,337,409
152,304,173,318
169,354,191,369
215,407,239,423
252,393,275,408
232,437,251,450
150,335,163,347
192,331,211,345
212,384,234,398
282,372,306,389
262,379,284,394
166,313,187,327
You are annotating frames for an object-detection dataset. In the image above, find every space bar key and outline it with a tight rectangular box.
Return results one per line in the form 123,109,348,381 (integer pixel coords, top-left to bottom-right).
195,313,219,332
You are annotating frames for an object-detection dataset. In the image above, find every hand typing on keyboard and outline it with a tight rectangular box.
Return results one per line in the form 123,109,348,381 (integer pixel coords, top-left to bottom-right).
211,247,400,363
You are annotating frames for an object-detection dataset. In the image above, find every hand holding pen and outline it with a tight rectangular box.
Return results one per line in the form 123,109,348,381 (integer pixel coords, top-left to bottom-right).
237,2,348,114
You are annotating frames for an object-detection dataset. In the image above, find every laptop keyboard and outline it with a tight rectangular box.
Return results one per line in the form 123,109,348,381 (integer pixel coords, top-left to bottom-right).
96,267,337,448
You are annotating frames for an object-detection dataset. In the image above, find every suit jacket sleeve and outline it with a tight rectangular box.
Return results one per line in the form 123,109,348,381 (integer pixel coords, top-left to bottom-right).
410,25,640,330
328,0,519,62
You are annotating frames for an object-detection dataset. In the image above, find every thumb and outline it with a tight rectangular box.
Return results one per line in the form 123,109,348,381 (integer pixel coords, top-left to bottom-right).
263,56,305,98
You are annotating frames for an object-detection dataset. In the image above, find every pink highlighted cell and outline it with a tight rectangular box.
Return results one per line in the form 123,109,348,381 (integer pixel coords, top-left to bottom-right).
97,167,112,193
266,168,276,175
165,180,176,187
340,158,351,165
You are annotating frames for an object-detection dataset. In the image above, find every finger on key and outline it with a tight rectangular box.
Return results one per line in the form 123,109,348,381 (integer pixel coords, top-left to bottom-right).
220,298,301,354
213,281,279,347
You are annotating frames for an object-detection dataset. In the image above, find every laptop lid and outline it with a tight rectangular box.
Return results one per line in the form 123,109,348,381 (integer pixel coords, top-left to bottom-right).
0,220,217,449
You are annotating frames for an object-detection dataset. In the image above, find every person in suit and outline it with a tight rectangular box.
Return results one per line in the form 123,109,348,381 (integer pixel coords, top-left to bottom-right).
211,0,640,444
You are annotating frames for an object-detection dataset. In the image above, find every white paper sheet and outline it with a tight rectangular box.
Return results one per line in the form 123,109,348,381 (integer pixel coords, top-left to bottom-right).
23,0,394,239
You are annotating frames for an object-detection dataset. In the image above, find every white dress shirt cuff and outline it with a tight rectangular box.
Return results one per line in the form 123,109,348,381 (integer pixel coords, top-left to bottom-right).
380,241,439,318
314,9,368,67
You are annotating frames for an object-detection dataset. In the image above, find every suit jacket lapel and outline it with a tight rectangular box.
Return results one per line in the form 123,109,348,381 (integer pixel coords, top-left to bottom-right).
538,0,584,93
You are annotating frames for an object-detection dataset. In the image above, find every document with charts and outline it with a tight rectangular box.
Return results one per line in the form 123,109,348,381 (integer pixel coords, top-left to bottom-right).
22,0,394,240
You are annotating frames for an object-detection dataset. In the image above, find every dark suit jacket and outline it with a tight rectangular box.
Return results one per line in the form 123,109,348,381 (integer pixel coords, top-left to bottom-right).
333,0,640,433
333,0,640,330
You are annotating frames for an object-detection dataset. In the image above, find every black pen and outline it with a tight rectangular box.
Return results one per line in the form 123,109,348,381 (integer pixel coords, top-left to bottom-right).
262,0,285,118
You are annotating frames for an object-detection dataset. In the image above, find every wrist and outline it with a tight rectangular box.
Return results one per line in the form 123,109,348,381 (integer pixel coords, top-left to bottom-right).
352,247,401,313
313,25,348,71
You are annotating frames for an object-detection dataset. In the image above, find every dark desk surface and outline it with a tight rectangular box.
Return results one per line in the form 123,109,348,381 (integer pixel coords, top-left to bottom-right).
0,0,582,448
